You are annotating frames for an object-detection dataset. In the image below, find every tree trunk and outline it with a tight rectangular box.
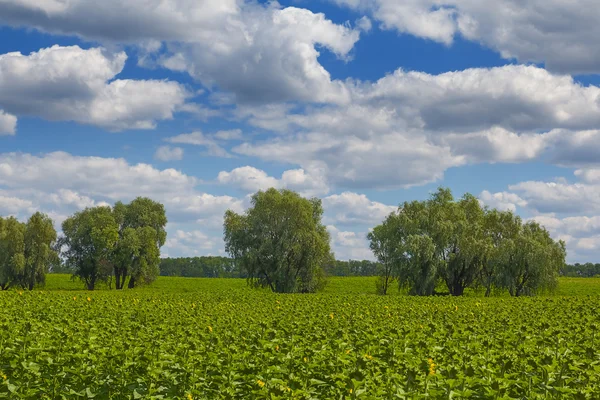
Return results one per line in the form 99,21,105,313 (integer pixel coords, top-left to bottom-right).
128,276,136,289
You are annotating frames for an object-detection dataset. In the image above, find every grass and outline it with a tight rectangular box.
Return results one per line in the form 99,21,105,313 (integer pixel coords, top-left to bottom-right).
44,274,600,296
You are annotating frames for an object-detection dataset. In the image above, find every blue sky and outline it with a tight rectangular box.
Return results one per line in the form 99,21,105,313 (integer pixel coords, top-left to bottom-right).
1,0,600,262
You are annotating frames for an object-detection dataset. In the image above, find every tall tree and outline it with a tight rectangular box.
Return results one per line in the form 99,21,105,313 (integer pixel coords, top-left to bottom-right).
438,193,487,296
23,212,58,290
224,188,332,293
368,214,399,295
497,221,566,296
61,206,119,290
112,198,167,289
480,209,521,296
0,217,26,290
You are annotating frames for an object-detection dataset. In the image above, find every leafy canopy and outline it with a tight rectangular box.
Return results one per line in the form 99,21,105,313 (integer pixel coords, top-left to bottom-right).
224,188,332,293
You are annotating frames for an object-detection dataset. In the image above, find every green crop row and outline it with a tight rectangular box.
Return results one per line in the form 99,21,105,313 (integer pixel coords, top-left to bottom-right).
1,277,599,399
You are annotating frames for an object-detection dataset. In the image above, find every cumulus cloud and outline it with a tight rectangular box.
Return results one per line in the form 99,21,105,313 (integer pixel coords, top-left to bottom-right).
0,151,249,257
0,46,188,130
234,64,600,189
0,110,17,135
0,192,34,215
323,192,396,226
217,166,330,197
482,169,600,262
331,0,600,74
166,131,233,158
155,146,184,162
508,181,600,215
327,225,374,261
478,190,527,213
164,229,218,257
0,1,361,104
235,132,464,189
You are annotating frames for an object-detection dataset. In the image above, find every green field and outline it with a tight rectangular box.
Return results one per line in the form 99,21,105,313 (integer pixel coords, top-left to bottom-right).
1,276,599,399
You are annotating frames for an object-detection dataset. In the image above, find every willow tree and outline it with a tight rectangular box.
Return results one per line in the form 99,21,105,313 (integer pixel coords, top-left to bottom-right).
61,206,119,290
497,221,566,296
370,187,566,296
112,198,167,289
23,212,58,290
224,188,332,293
0,217,25,290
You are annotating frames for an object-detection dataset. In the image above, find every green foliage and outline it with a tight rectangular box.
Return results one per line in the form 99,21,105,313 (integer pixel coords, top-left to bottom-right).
0,213,56,290
1,276,600,399
563,262,600,277
112,198,167,289
0,216,26,290
323,259,381,277
61,206,119,290
224,188,332,293
60,198,167,290
23,212,58,290
160,257,242,277
370,187,566,296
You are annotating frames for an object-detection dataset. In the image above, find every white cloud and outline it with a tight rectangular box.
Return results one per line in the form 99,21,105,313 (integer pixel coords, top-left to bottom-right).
166,131,232,158
164,229,218,256
478,190,527,212
0,192,34,215
0,110,17,135
508,181,600,215
0,151,197,199
0,2,361,104
218,166,280,193
356,16,372,32
332,0,456,44
0,151,249,259
217,166,330,197
331,0,600,74
323,192,396,226
0,45,189,130
575,168,600,184
327,225,374,261
483,169,600,262
155,146,184,162
213,129,243,141
235,131,464,189
234,64,600,189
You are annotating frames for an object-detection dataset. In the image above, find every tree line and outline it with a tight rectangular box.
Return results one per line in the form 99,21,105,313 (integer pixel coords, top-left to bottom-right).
368,188,566,296
562,263,600,277
0,187,572,295
222,187,567,296
158,257,381,278
0,197,167,291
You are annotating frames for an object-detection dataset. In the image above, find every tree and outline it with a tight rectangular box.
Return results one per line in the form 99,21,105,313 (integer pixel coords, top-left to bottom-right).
61,206,119,290
112,198,167,289
370,187,567,297
479,209,521,296
22,212,58,290
497,221,566,296
0,217,26,290
437,193,487,296
224,188,332,293
368,215,398,295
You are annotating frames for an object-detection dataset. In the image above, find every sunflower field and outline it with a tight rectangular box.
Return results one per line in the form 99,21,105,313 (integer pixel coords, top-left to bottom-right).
0,276,599,399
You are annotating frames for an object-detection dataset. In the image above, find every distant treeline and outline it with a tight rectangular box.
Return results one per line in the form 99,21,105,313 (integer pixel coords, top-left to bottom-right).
562,263,600,277
159,257,382,278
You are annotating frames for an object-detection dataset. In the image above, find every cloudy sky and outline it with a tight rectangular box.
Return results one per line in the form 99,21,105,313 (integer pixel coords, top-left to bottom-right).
1,0,600,262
